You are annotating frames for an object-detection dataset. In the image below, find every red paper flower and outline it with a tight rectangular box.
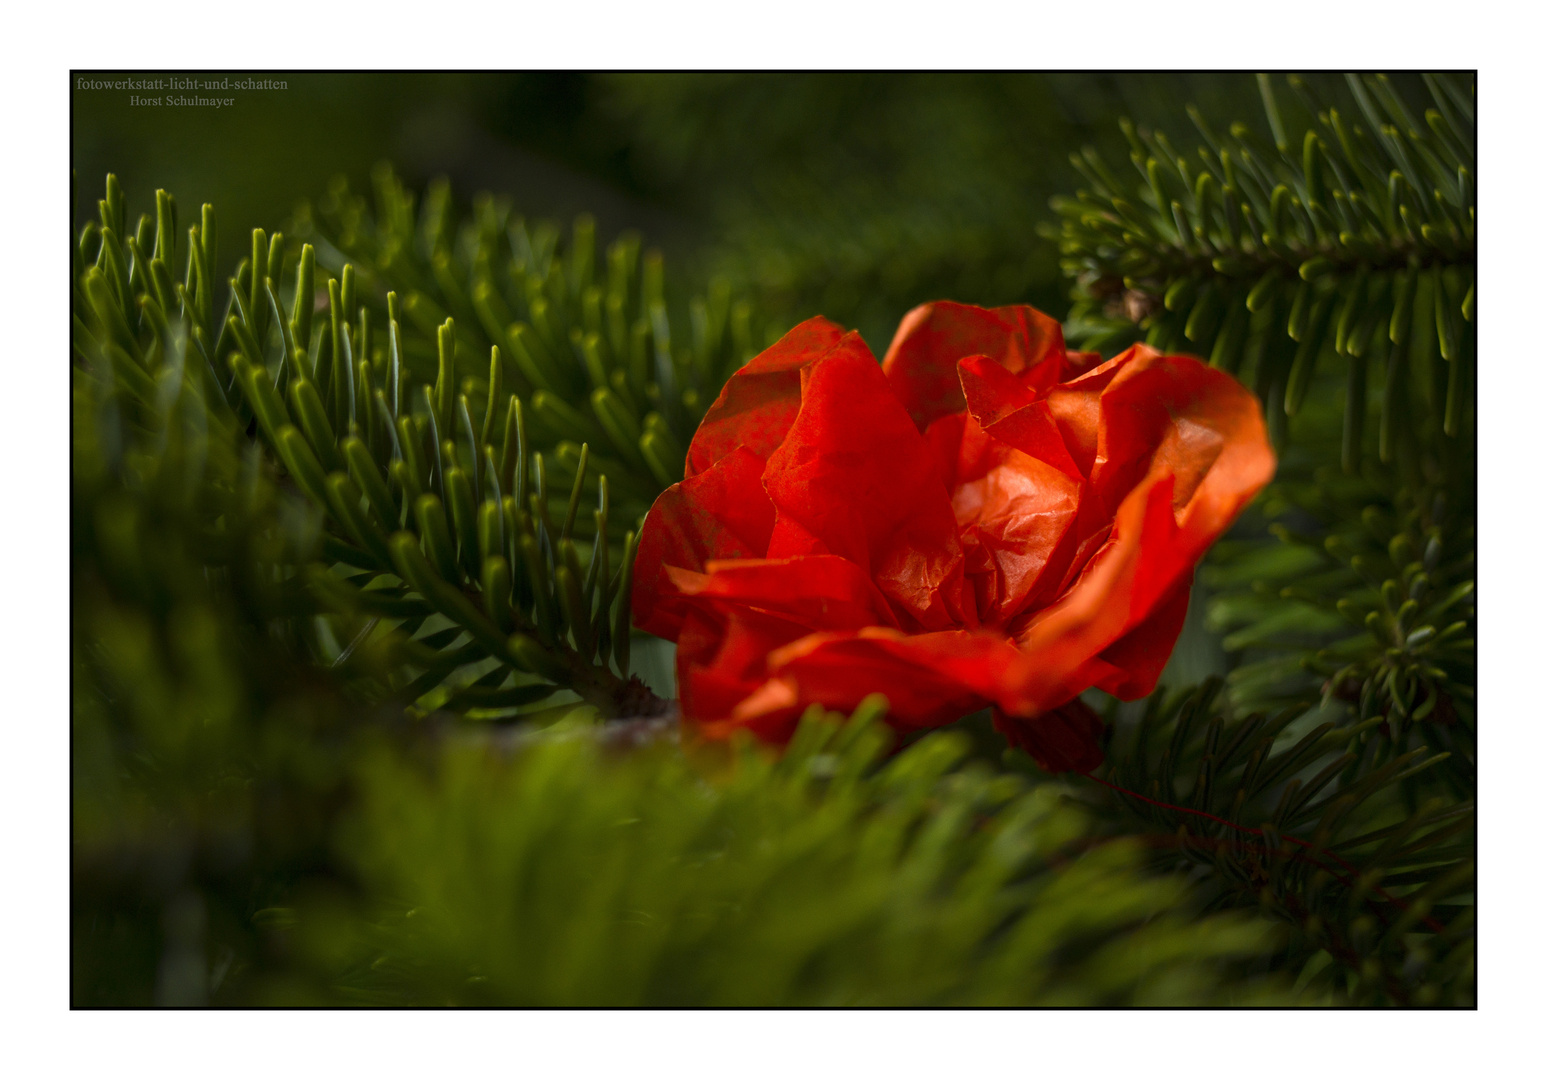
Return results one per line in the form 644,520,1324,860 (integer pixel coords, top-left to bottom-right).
633,302,1274,771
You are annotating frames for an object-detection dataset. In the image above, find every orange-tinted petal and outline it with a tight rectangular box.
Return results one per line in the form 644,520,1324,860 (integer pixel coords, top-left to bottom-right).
1090,345,1274,622
1089,570,1194,700
1003,345,1275,709
939,413,1082,626
1042,358,1126,480
882,302,1070,432
1090,346,1236,514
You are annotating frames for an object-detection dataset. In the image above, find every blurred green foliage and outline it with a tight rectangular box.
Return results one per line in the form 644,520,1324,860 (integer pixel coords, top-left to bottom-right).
77,72,1278,349
72,312,361,1004
332,708,1288,1007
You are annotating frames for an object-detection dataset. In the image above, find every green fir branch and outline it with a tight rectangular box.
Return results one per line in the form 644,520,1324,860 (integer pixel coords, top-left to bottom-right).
326,702,1291,1006
1203,459,1475,785
1052,73,1475,467
293,166,783,521
1064,679,1474,1006
72,171,774,719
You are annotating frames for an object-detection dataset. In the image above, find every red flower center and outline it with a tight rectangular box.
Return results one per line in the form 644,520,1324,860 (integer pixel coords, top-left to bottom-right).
633,301,1275,771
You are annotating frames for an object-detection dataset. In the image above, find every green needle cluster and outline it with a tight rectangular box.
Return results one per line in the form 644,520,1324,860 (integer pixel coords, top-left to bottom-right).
73,169,777,720
1041,73,1474,1007
1088,680,1472,1006
295,167,781,526
1052,74,1474,467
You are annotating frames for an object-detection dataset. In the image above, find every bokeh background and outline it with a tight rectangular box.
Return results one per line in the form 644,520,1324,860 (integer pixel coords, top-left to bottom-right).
73,72,1271,353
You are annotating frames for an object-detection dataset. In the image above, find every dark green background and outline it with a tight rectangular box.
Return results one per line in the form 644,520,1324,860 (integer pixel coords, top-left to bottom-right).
73,72,1270,351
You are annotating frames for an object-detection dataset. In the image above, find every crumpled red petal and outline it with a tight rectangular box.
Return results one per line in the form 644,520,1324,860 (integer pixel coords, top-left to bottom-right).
633,303,1275,766
669,556,903,739
926,407,1082,627
632,446,775,640
756,627,1030,728
685,316,851,479
673,554,899,634
956,352,1040,426
1000,343,1275,710
677,604,810,739
882,302,1071,431
1087,569,1195,700
761,341,969,631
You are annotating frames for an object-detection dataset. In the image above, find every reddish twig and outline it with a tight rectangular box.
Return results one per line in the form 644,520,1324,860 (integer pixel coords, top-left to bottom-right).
1081,772,1446,935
